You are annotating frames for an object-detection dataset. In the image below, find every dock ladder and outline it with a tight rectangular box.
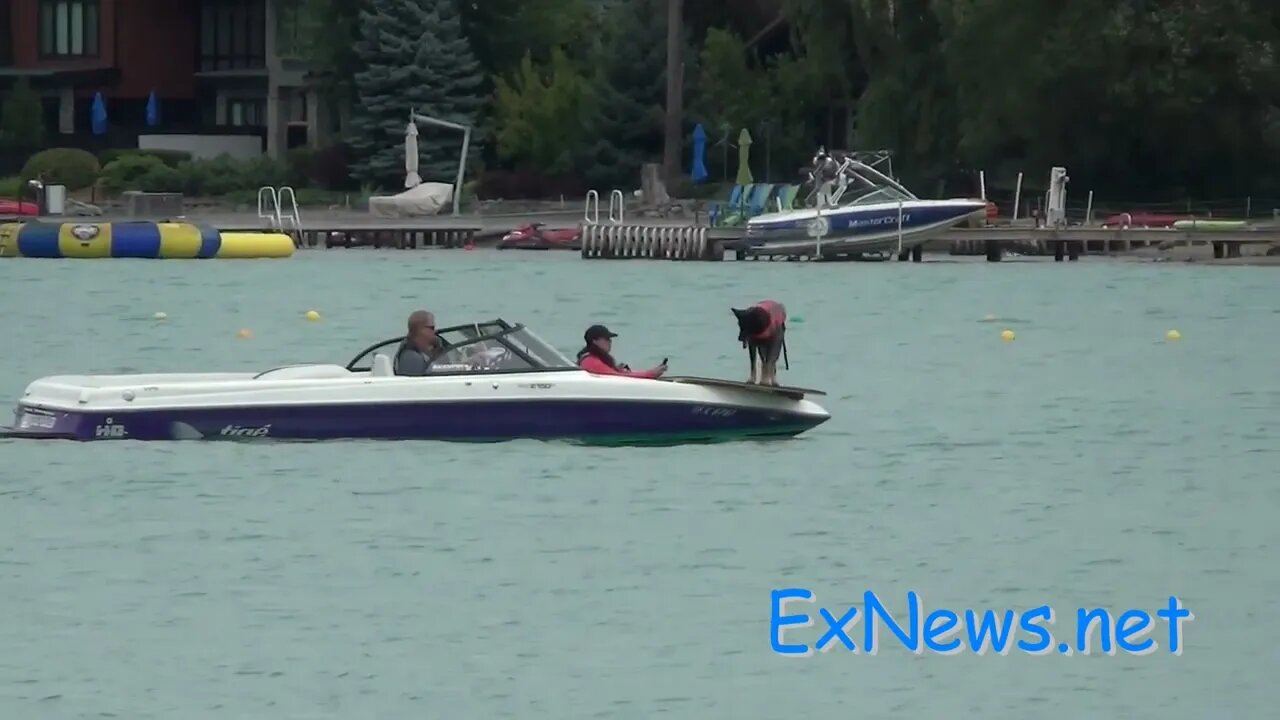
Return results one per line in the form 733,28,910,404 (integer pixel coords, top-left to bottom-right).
257,186,304,247
583,189,625,226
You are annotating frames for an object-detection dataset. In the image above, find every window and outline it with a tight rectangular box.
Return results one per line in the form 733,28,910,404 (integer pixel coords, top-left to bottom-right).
199,0,265,71
226,98,265,127
39,0,99,58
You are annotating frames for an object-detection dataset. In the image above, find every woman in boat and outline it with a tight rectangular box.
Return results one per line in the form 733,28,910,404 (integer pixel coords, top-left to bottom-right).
576,325,667,378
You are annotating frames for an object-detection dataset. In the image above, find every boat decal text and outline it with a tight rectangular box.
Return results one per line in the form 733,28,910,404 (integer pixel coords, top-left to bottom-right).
18,411,56,429
95,417,128,438
692,406,737,417
220,424,271,438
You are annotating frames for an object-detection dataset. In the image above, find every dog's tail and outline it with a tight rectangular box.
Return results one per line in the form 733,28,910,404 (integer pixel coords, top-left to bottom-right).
782,335,789,370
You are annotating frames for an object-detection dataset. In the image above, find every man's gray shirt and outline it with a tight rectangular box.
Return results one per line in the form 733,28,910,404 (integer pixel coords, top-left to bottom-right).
394,344,432,376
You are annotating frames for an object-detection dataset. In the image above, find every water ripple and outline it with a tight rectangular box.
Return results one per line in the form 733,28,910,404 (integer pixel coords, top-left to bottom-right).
0,252,1277,718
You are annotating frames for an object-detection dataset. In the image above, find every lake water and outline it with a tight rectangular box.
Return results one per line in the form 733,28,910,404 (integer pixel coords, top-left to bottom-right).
1,250,1277,718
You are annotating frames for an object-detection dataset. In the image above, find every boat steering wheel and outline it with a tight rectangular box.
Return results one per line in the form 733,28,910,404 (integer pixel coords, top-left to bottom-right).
466,347,516,371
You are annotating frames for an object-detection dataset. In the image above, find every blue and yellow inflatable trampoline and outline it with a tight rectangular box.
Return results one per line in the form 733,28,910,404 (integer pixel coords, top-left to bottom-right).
0,221,295,259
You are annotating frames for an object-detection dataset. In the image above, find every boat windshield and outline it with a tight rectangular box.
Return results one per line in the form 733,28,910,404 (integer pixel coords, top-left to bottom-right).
345,319,578,374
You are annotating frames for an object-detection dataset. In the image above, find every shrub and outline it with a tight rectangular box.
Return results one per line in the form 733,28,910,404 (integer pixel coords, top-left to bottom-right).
98,149,193,168
137,164,182,192
174,155,241,196
285,143,357,191
475,169,586,200
0,78,44,149
234,155,290,190
20,148,101,191
100,155,165,193
0,176,22,198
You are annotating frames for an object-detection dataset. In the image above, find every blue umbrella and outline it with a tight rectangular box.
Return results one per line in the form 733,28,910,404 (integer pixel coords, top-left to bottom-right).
691,123,709,183
90,92,108,135
145,90,160,127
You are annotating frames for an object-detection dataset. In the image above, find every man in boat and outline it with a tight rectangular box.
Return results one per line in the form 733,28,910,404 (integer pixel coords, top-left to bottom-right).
394,310,441,376
576,325,667,378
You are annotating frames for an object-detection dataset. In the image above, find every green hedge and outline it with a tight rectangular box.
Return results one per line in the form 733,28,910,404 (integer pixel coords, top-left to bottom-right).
95,145,359,199
98,148,193,168
100,154,287,195
97,153,365,207
0,176,23,198
20,148,101,191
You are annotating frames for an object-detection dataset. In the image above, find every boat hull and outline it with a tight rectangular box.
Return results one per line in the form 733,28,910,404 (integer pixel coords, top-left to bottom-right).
738,199,987,255
3,370,830,445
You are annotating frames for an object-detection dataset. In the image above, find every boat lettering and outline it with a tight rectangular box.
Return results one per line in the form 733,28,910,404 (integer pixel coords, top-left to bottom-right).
692,406,737,417
431,363,472,371
847,213,911,228
220,424,271,438
520,383,553,390
95,417,128,438
19,412,56,429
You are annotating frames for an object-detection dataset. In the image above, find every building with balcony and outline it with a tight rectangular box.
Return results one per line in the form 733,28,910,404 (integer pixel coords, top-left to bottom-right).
0,0,334,159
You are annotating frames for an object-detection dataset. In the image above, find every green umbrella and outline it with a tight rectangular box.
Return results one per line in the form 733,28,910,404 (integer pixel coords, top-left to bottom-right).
736,128,754,185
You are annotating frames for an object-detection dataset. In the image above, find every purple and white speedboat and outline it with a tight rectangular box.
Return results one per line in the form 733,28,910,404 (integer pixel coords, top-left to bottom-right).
2,319,830,445
739,148,986,257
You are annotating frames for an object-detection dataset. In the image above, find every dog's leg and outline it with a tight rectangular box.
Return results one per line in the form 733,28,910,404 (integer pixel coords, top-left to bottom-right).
762,336,782,385
762,360,777,386
746,344,758,384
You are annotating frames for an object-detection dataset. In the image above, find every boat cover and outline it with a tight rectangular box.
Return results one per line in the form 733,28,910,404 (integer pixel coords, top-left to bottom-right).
368,182,454,218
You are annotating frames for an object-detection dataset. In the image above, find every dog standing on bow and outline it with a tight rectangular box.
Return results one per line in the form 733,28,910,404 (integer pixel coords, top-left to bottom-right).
732,300,788,386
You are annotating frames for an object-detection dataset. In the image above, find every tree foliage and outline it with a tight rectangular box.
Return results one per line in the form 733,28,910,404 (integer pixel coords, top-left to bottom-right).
307,0,1280,199
492,49,595,173
0,78,44,149
348,0,486,189
297,0,362,105
578,0,669,189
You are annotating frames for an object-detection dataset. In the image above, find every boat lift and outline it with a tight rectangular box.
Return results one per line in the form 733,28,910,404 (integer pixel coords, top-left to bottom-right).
407,108,473,216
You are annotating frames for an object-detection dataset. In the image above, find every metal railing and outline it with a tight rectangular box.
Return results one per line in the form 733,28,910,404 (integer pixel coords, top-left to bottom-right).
583,189,625,225
257,185,304,247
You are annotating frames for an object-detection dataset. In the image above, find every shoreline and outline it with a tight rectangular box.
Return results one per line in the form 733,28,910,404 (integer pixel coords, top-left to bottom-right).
5,208,1279,266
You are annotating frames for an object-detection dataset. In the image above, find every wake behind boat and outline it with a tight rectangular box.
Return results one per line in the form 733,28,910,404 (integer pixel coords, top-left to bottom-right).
2,319,830,445
736,148,987,257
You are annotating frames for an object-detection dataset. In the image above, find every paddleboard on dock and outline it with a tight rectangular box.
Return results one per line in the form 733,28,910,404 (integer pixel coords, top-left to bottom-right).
1172,219,1248,231
663,375,826,400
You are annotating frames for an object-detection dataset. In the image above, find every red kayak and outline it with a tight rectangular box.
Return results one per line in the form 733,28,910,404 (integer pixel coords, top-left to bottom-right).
0,199,38,216
497,223,581,250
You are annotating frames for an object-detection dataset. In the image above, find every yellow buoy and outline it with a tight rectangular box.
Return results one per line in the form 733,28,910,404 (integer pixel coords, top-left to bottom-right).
153,311,167,320
1000,329,1016,342
305,309,321,321
238,329,253,339
1166,329,1181,341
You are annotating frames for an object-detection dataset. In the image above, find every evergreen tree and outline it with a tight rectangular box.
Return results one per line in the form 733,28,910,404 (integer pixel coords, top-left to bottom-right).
349,0,485,189
0,78,45,150
580,0,667,190
298,0,362,108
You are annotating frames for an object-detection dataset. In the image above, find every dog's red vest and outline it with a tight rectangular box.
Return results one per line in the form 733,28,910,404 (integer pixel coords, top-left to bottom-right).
749,300,787,341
